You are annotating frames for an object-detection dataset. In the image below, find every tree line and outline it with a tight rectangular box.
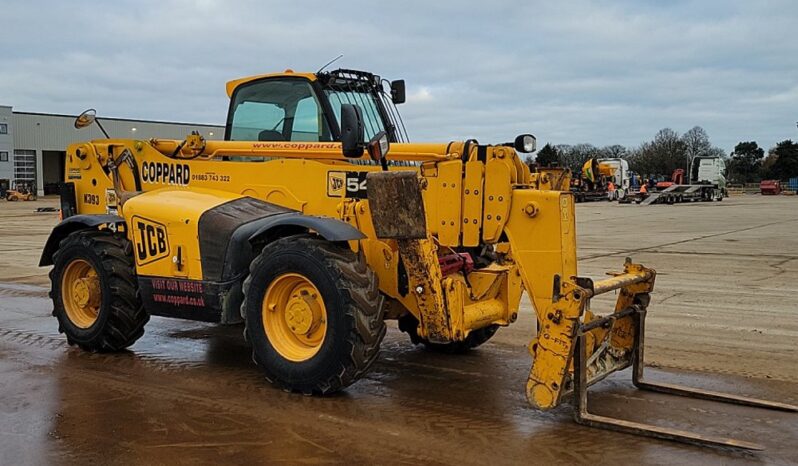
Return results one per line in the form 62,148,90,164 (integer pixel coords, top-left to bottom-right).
529,126,798,183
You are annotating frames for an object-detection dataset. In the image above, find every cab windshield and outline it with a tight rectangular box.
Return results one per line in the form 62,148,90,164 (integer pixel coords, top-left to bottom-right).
325,89,386,141
319,69,408,143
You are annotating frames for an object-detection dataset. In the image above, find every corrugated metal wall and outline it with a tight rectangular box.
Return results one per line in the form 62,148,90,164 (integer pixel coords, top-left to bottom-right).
0,106,13,183
11,112,224,152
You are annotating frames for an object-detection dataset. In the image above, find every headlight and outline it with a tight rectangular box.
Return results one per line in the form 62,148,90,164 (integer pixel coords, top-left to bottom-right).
514,134,537,153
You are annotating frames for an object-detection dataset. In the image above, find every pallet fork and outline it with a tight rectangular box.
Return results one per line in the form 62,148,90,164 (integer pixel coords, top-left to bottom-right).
527,258,797,451
573,306,797,450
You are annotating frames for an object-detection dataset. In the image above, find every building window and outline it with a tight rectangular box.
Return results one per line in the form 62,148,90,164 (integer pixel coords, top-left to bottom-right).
13,150,36,185
0,123,7,134
0,151,7,162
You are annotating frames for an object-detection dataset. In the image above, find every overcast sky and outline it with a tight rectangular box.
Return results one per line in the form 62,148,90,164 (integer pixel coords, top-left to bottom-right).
1,0,796,153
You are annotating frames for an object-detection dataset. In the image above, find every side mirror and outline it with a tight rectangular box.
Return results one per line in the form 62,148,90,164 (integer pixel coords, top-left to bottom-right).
391,80,406,104
75,109,97,129
74,108,110,138
514,134,537,153
367,131,390,166
340,104,365,158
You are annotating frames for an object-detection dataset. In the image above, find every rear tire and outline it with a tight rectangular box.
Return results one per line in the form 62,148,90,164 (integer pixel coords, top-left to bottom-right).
50,230,148,351
398,314,499,353
242,235,385,394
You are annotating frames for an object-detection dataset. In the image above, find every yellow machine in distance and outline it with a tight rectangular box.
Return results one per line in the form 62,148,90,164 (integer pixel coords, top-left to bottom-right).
41,68,795,450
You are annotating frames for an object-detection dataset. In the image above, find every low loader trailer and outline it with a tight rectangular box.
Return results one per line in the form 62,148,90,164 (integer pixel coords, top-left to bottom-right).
638,183,722,205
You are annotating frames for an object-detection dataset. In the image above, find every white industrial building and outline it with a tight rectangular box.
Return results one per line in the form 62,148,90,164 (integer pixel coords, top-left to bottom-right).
0,106,224,196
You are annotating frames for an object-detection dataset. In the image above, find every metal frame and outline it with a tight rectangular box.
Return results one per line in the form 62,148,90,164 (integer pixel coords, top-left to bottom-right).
572,308,798,451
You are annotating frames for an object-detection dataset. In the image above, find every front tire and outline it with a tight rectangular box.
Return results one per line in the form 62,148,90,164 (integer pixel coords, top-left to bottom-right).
50,230,148,351
242,235,385,394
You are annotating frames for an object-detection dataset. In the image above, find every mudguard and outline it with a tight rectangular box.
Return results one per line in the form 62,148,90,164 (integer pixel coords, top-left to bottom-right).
39,214,125,266
195,196,365,324
197,197,365,283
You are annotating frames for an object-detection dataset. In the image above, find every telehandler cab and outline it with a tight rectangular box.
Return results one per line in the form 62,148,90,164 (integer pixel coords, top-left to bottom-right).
41,68,795,450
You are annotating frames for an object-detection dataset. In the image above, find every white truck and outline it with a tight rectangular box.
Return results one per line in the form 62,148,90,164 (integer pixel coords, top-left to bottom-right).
691,156,727,190
597,158,631,200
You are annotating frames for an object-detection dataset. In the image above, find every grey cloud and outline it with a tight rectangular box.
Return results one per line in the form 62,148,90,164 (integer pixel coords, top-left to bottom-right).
1,0,796,152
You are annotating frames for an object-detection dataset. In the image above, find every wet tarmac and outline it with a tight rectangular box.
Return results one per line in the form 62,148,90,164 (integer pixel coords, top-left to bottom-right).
1,197,797,465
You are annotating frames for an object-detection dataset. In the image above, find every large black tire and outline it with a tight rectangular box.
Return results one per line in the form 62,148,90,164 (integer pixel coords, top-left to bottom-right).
50,230,149,352
242,235,385,395
398,314,499,354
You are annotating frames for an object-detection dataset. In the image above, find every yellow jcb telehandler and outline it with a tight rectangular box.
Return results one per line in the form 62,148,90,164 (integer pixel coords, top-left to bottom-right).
40,68,795,450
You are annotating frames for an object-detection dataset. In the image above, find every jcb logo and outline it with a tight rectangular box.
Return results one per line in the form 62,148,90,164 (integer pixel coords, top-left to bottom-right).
132,217,169,265
327,171,368,199
327,171,346,197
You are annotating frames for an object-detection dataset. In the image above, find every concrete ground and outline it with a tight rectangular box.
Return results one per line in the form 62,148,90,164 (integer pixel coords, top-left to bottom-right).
0,195,796,465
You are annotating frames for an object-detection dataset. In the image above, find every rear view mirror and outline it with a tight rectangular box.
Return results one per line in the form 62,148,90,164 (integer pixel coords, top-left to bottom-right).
340,104,365,158
391,80,406,104
74,109,97,129
74,108,110,138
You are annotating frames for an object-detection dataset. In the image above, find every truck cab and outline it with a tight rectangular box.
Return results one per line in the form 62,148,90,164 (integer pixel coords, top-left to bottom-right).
225,69,407,144
598,158,631,200
691,156,726,188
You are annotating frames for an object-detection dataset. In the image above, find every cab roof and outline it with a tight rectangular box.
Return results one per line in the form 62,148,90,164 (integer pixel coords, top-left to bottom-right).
225,70,317,97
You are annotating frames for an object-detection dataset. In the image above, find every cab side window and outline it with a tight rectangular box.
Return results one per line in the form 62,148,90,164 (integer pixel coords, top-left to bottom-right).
230,101,284,141
228,79,331,142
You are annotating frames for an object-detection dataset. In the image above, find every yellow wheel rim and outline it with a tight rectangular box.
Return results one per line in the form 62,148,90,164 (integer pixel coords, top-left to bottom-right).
262,273,327,362
61,259,101,329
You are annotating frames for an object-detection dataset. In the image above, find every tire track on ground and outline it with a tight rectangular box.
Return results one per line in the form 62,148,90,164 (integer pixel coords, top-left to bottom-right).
579,218,798,261
0,324,784,464
0,284,49,299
